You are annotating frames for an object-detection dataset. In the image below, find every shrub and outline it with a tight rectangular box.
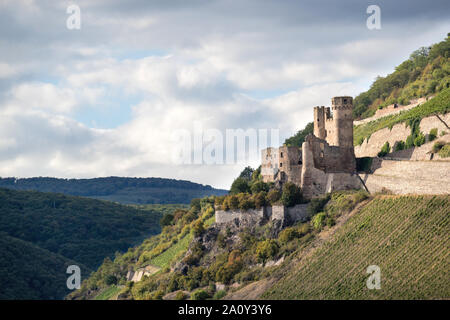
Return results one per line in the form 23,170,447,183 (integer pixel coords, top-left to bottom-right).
230,177,251,195
414,133,426,147
307,194,330,217
278,227,298,245
175,291,188,300
213,290,227,300
405,134,415,149
215,266,235,284
296,223,310,236
281,182,303,207
429,128,438,141
255,239,279,264
237,193,255,210
190,198,201,213
151,290,164,300
192,220,205,237
160,213,174,227
267,189,281,205
214,196,226,208
253,191,267,209
105,275,118,286
191,289,209,300
224,195,239,210
438,144,450,158
326,216,335,227
250,181,269,194
356,136,365,146
312,212,327,230
394,141,405,152
432,140,445,153
377,141,390,157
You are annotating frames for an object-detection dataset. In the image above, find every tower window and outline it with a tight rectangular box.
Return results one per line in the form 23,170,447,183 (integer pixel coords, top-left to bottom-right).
280,163,282,167
280,152,283,158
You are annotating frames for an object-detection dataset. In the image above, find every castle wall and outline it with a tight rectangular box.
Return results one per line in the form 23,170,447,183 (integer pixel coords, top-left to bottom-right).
278,146,302,184
304,134,355,173
215,204,309,226
261,147,279,182
215,207,266,225
301,137,361,199
359,159,450,195
354,114,450,158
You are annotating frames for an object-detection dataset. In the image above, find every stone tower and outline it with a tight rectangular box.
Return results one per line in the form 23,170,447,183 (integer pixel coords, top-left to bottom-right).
329,96,354,148
313,106,327,140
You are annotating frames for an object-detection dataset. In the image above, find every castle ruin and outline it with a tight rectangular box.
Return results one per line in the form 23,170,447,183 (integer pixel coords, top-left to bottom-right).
261,96,363,198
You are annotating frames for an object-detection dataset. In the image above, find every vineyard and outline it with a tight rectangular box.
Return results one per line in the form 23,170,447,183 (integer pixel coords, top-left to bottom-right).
353,87,450,145
262,195,450,299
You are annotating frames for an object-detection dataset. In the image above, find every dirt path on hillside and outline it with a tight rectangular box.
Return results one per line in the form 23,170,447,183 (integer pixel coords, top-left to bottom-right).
224,199,372,300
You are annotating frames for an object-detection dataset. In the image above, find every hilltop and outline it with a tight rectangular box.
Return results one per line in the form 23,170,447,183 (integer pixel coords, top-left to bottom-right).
0,176,228,204
353,34,449,119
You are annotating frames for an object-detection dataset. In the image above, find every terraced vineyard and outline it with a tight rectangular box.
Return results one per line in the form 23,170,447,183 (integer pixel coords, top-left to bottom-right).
263,195,450,299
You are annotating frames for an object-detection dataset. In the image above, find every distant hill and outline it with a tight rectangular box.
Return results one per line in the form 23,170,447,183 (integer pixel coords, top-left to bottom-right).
0,177,228,204
0,188,164,270
0,232,90,300
0,188,190,299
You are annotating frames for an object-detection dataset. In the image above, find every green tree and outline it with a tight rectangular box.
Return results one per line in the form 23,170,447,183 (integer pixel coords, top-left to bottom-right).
281,182,303,207
267,189,281,205
230,177,250,195
256,240,279,264
160,213,174,227
239,166,254,181
284,122,314,147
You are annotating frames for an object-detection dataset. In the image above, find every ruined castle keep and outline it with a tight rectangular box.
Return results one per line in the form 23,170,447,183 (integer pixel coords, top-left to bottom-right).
261,96,362,198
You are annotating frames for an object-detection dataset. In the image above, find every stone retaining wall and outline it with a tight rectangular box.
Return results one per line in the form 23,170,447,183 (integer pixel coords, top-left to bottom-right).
359,159,450,195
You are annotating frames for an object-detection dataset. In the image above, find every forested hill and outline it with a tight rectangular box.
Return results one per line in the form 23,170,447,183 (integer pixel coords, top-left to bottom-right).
0,232,90,300
0,187,173,299
353,34,449,119
0,188,163,270
0,176,228,204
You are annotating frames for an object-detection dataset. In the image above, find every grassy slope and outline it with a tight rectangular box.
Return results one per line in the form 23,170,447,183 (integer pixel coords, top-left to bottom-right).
262,195,450,299
0,233,90,300
353,87,450,145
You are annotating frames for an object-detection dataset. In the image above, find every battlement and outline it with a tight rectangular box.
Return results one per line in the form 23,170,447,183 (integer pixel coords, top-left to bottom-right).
261,95,359,199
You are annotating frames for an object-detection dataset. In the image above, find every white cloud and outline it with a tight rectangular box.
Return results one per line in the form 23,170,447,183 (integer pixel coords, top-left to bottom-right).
0,1,449,189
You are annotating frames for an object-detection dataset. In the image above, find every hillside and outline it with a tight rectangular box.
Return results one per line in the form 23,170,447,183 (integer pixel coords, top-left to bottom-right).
262,195,450,299
0,176,228,204
0,232,90,300
353,34,449,119
0,188,163,269
70,190,449,300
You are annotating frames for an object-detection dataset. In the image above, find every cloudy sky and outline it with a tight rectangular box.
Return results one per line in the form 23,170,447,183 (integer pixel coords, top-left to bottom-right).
0,0,449,189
